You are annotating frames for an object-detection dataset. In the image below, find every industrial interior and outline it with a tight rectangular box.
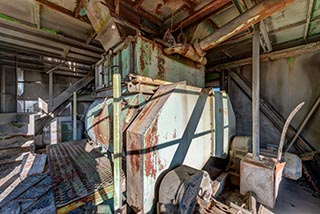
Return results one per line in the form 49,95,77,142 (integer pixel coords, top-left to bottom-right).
0,0,320,213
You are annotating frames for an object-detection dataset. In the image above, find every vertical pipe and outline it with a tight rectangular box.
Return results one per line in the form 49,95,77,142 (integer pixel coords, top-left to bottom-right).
1,66,5,113
73,91,77,141
49,72,53,107
113,73,122,214
252,24,260,160
14,65,17,112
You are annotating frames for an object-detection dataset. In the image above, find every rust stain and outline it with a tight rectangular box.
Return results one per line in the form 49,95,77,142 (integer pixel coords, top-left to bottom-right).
92,104,109,146
163,0,173,4
155,3,163,15
129,133,141,174
157,152,165,171
139,46,146,72
145,118,159,178
157,52,165,78
173,128,177,139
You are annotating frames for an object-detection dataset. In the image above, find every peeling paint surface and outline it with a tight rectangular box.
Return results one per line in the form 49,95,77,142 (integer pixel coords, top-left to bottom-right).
126,83,235,212
85,93,147,150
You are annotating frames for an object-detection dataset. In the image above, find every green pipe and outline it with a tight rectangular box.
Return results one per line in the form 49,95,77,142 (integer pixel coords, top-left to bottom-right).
113,72,122,213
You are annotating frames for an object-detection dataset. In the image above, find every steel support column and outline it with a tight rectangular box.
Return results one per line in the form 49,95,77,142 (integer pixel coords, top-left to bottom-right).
252,24,260,160
113,73,122,214
304,0,314,39
1,66,5,112
49,72,53,107
73,91,77,141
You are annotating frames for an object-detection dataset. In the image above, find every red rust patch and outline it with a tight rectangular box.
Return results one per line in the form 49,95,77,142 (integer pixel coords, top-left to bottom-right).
145,118,159,178
155,3,163,15
157,52,165,78
128,133,141,174
92,103,109,146
139,46,146,72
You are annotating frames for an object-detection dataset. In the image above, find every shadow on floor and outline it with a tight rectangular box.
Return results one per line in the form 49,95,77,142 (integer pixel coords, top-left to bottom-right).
273,178,320,214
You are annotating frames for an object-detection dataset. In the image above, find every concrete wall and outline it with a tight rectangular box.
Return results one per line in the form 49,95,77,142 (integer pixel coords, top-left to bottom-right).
228,52,320,151
17,70,80,113
0,66,16,113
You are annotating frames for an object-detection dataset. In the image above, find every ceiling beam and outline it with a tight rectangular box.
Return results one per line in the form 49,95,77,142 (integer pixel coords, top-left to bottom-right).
86,31,97,45
35,0,90,24
74,0,86,18
164,0,294,64
207,40,320,72
120,1,162,26
199,0,294,52
0,59,87,77
0,19,103,52
170,0,232,31
259,21,272,52
182,0,195,11
34,2,41,29
0,51,92,72
133,0,144,9
232,0,272,52
304,0,315,39
232,0,247,12
0,24,101,58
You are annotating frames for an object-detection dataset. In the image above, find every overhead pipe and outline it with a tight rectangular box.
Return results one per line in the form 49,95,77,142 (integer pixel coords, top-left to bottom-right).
164,0,294,64
164,43,207,65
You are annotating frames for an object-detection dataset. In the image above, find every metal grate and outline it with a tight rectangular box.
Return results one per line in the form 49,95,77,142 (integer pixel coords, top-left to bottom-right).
47,140,125,210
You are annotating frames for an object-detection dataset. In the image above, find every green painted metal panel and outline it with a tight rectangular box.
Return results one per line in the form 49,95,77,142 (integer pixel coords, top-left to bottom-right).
311,0,320,19
95,35,205,90
309,20,320,36
135,36,205,87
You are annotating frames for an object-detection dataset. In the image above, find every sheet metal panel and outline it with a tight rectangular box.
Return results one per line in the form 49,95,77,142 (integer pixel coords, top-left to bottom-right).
126,83,235,212
85,93,147,150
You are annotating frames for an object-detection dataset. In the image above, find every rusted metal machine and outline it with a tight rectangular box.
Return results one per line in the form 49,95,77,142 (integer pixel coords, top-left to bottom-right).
84,34,236,213
82,34,306,213
86,78,236,213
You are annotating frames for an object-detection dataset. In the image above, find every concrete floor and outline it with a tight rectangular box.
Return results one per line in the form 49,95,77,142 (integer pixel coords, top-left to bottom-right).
273,178,320,214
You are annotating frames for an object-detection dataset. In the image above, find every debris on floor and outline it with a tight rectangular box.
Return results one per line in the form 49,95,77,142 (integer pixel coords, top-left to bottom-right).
0,152,55,214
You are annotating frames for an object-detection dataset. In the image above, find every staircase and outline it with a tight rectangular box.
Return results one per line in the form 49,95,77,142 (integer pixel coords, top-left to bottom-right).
35,71,94,135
